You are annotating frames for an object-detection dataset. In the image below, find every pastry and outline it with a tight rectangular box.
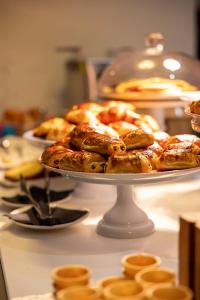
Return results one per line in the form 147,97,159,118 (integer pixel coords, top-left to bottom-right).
65,109,99,124
115,77,197,96
156,149,200,170
105,152,152,173
161,134,199,149
71,102,103,114
33,118,74,141
109,121,138,136
190,101,200,115
59,150,106,173
98,106,140,125
121,129,154,150
70,124,125,155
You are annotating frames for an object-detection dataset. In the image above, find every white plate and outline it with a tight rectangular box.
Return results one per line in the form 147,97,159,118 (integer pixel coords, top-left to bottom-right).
8,205,89,230
23,130,54,147
43,165,200,185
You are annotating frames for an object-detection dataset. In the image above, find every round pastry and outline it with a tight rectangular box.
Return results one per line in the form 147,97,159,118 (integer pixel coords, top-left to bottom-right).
190,101,200,115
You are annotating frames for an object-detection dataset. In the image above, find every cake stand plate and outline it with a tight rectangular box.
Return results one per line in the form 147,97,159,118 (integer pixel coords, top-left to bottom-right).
42,166,200,239
23,130,54,147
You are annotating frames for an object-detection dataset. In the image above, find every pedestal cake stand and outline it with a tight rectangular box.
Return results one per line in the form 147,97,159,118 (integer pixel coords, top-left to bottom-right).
43,165,200,239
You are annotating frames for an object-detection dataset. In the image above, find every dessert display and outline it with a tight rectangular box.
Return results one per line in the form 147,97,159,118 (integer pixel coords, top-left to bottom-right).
41,103,200,173
51,252,193,300
98,33,200,104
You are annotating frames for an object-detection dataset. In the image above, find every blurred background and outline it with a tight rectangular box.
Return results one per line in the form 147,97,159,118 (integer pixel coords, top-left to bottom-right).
0,0,199,135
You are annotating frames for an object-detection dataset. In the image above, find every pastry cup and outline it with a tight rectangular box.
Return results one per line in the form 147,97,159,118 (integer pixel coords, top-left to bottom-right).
146,285,193,300
104,280,144,300
122,253,161,278
135,267,175,288
56,286,101,300
97,276,128,298
51,264,91,290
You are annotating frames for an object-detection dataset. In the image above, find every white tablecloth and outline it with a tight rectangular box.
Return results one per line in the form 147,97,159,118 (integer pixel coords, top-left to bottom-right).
1,174,200,298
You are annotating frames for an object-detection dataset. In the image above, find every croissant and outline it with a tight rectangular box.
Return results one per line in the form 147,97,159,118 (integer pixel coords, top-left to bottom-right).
121,129,154,150
105,152,152,173
59,150,106,173
156,149,200,170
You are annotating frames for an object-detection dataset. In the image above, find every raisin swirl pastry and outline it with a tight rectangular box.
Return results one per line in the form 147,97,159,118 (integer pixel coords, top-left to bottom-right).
41,139,73,168
105,152,152,173
59,150,106,173
70,124,125,155
121,129,154,150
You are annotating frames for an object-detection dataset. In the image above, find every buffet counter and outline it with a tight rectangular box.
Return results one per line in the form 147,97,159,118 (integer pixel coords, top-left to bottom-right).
1,173,200,299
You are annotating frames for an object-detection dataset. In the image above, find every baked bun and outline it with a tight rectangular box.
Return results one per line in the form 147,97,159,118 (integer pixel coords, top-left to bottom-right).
65,109,99,125
105,152,152,173
121,129,154,150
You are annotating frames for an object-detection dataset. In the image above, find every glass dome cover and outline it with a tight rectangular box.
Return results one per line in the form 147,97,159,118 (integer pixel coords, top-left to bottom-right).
98,33,200,101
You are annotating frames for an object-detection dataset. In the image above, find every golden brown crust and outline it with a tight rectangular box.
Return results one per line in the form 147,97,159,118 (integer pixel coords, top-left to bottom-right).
161,134,199,149
33,118,74,141
65,109,99,124
71,102,103,114
156,149,200,170
70,124,125,155
121,129,154,150
109,121,138,136
59,150,106,173
190,101,200,115
105,152,152,173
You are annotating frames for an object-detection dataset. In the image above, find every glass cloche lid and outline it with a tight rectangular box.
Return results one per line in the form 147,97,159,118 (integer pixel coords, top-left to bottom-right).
98,33,200,101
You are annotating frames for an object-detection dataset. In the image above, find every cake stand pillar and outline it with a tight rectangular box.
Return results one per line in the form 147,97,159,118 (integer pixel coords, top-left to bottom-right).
96,185,155,239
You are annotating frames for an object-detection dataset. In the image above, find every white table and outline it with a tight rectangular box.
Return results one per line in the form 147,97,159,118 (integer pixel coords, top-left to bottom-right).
1,173,200,298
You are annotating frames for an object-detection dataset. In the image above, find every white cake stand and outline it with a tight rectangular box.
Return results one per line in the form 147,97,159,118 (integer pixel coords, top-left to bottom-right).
43,165,200,239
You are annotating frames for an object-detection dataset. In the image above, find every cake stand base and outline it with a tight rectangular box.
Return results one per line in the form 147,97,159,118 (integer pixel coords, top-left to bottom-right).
96,185,155,239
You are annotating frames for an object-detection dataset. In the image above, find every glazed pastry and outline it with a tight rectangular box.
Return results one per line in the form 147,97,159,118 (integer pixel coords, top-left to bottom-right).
41,141,73,168
97,106,140,125
70,124,125,155
165,141,200,155
153,131,170,145
190,101,200,114
65,109,99,124
102,101,135,111
71,102,103,114
33,118,73,140
128,148,158,170
161,134,199,149
109,121,138,136
59,150,106,173
121,129,154,150
105,152,152,173
156,149,200,170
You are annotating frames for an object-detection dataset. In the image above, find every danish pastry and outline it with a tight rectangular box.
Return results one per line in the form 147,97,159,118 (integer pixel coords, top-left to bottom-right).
121,129,154,150
105,152,152,173
59,150,106,173
157,149,200,170
190,101,200,115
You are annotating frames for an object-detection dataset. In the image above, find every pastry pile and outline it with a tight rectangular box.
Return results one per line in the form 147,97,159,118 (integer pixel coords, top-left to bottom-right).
41,101,200,173
103,77,197,98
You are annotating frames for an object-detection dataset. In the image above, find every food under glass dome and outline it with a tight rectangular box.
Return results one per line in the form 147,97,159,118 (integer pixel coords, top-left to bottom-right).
98,33,200,103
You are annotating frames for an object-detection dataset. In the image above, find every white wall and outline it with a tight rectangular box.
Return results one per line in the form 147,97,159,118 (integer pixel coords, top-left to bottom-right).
0,0,196,113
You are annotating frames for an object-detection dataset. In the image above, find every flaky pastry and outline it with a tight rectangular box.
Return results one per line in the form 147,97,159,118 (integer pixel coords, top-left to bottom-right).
121,129,154,150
